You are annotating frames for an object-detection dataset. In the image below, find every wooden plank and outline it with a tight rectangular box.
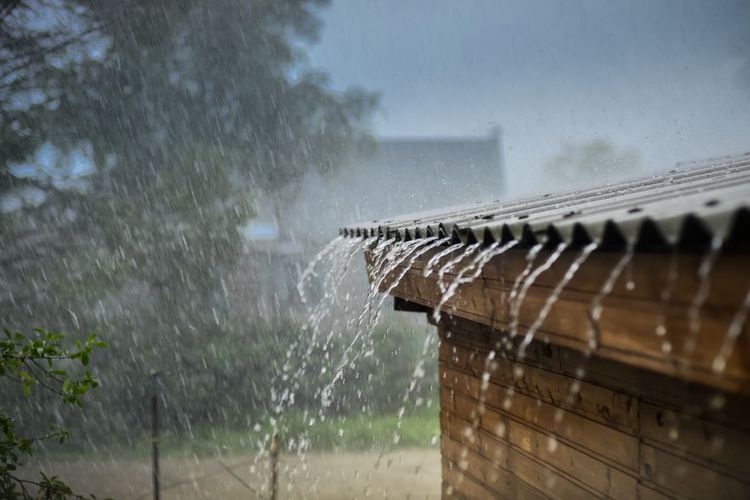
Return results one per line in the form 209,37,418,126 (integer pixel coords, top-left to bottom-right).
640,402,750,480
440,367,640,470
439,340,640,434
377,246,750,309
641,443,750,500
439,316,563,371
442,458,521,499
442,434,552,500
636,483,676,500
443,404,638,500
558,346,750,432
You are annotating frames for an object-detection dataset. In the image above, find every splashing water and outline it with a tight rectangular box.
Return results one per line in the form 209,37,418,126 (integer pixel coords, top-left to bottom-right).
373,237,452,327
274,237,366,416
297,236,345,304
509,243,567,339
322,237,446,409
712,284,750,374
684,237,723,353
297,237,366,366
517,243,598,359
357,238,436,335
394,332,438,443
586,244,635,351
356,236,449,347
432,240,519,323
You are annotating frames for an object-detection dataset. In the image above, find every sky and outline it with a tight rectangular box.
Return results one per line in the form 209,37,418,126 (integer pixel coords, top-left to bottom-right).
306,0,750,195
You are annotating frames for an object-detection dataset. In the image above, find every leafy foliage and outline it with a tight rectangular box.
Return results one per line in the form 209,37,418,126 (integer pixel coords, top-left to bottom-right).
0,0,387,465
0,328,107,499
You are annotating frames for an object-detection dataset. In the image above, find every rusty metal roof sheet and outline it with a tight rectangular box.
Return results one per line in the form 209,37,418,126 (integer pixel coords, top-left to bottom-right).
340,153,750,252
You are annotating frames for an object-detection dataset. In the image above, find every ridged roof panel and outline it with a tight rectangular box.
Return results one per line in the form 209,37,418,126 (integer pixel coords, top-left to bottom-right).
340,154,750,252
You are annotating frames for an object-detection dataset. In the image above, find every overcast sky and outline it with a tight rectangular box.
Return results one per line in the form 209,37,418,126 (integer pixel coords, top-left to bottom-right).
306,0,750,195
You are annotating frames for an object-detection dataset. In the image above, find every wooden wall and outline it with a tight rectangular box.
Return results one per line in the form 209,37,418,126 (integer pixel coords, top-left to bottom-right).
438,316,750,500
373,246,750,395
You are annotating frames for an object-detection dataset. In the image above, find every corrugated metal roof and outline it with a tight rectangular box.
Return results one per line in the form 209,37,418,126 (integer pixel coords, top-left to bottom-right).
340,154,750,252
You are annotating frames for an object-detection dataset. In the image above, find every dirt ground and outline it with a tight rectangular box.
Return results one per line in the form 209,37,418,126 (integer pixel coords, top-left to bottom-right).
28,448,441,499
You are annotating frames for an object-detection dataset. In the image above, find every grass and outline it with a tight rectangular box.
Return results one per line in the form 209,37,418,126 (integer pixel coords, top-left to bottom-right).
38,407,440,460
170,407,440,457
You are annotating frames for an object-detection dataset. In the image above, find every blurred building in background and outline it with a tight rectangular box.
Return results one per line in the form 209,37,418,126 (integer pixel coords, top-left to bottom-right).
232,128,506,317
284,127,506,243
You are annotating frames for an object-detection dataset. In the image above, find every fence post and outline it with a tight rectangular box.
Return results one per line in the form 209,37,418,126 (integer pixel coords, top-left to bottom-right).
151,371,160,500
270,432,280,500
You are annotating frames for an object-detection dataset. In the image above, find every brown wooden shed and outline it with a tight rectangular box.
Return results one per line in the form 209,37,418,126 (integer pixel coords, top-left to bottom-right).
342,155,750,499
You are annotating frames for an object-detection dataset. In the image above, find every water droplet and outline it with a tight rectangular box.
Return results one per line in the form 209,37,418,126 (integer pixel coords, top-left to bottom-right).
709,393,726,410
668,427,679,441
495,421,506,437
547,436,558,453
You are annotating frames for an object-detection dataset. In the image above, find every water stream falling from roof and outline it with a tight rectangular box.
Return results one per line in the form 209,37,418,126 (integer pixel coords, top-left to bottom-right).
321,237,442,410
436,242,482,293
365,236,447,330
654,251,680,341
509,242,568,340
431,240,519,323
275,236,365,417
517,242,598,359
684,236,723,354
423,242,465,278
551,244,636,428
713,284,750,374
586,244,635,350
288,221,744,490
297,236,345,304
506,243,544,327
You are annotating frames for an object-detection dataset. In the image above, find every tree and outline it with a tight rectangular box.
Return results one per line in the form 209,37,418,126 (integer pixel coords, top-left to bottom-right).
1,0,377,435
0,0,105,201
544,139,640,188
0,328,107,499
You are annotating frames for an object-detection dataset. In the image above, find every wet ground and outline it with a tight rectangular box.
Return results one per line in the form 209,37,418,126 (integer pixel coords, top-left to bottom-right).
28,448,440,499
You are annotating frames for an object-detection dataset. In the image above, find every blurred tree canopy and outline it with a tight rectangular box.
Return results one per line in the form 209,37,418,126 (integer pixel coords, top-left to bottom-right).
1,0,382,436
544,139,640,187
1,0,376,197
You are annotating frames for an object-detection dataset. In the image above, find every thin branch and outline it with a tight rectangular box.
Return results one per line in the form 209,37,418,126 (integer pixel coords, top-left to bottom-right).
21,360,65,396
30,358,64,384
